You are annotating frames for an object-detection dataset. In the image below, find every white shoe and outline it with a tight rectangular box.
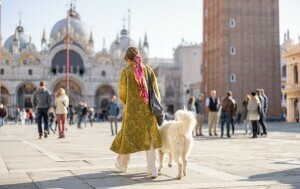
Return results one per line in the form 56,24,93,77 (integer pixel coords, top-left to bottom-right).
149,172,158,179
115,161,128,173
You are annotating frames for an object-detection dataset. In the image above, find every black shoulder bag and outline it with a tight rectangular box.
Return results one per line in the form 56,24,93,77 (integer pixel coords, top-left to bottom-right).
146,66,164,126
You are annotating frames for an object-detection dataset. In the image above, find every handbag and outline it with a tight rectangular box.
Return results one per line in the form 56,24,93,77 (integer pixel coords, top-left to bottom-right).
146,66,164,126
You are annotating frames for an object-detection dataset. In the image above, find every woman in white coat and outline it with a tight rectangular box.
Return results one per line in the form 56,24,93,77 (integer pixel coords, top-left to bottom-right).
55,88,69,138
247,92,261,138
20,109,27,126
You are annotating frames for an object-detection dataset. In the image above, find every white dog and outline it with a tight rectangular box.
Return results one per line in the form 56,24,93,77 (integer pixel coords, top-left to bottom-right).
158,109,196,179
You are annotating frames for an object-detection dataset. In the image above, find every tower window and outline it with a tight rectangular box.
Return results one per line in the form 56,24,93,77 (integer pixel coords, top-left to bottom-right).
0,69,4,75
28,69,33,75
230,46,236,55
229,19,236,28
230,74,236,83
205,9,208,17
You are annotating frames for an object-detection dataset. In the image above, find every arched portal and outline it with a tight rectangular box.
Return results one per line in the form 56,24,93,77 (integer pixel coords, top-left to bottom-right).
17,83,36,109
51,50,85,75
95,85,115,113
53,79,82,107
0,85,10,107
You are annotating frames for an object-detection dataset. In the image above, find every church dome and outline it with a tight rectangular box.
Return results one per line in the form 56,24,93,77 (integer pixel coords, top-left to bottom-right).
50,8,89,44
4,25,36,53
110,28,136,56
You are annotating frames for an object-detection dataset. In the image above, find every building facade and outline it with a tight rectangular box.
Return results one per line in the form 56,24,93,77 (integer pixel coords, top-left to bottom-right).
285,37,300,122
0,6,202,116
202,0,281,118
280,30,294,114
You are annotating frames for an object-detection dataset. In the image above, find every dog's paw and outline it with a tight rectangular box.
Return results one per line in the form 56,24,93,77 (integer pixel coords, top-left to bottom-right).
168,163,172,168
175,174,183,180
158,166,163,172
183,171,187,176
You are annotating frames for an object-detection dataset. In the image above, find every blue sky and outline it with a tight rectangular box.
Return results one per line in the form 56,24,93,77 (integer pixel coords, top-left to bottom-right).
1,0,299,58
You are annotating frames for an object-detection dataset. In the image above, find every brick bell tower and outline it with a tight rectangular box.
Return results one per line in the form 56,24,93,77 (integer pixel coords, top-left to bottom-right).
202,0,281,118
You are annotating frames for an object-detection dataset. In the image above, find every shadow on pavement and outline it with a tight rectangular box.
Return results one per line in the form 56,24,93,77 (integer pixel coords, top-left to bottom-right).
246,162,300,189
0,170,176,189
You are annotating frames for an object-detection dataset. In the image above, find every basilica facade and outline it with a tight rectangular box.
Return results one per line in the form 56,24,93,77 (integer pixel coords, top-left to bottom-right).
0,7,202,116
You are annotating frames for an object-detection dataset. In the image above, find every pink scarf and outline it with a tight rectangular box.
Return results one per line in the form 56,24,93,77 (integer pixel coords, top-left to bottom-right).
132,55,149,104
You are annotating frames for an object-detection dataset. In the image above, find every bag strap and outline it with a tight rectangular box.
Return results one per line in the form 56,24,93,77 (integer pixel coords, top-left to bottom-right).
222,98,231,111
146,66,153,87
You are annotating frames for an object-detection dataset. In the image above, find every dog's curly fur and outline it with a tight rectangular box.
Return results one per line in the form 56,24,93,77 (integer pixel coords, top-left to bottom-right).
158,109,196,179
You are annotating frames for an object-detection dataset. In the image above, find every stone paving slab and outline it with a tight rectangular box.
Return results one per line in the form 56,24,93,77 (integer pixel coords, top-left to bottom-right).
0,122,300,188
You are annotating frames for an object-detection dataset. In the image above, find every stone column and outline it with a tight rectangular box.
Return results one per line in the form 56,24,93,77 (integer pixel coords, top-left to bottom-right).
287,98,290,122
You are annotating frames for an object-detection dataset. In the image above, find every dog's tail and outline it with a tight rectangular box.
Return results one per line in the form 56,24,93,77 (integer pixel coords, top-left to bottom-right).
176,110,197,138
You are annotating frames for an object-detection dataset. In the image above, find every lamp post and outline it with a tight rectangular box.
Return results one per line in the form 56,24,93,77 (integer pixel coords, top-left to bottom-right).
0,0,2,105
66,6,70,98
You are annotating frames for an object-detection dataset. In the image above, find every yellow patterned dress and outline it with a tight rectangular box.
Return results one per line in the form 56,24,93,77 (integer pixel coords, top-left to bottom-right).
110,64,162,154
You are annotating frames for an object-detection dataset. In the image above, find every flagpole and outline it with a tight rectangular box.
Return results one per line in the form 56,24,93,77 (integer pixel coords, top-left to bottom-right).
66,7,70,98
0,0,2,104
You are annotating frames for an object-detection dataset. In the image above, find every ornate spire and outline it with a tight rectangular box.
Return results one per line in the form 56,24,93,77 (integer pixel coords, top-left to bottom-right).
287,29,290,40
143,33,148,48
16,11,24,33
13,28,19,41
115,33,120,44
89,30,94,45
41,29,47,44
138,39,142,49
68,1,80,20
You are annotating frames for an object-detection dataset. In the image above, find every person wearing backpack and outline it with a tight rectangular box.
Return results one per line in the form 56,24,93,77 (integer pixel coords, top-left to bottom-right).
32,81,52,139
220,91,236,138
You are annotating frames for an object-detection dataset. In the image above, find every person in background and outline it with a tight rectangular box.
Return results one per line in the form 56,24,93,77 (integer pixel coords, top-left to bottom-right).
48,107,56,134
55,88,69,138
230,96,237,135
20,108,27,126
242,95,251,135
27,109,34,125
206,90,220,136
187,97,197,136
247,92,261,138
107,96,120,136
220,91,236,138
195,94,204,136
76,102,84,129
88,107,95,127
0,104,7,128
31,81,52,139
69,106,75,125
82,103,88,127
14,108,20,125
256,89,268,136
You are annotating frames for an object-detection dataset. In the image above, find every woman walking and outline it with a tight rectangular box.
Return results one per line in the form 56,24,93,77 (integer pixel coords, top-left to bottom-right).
110,47,162,179
247,92,260,138
55,88,69,138
242,95,251,135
